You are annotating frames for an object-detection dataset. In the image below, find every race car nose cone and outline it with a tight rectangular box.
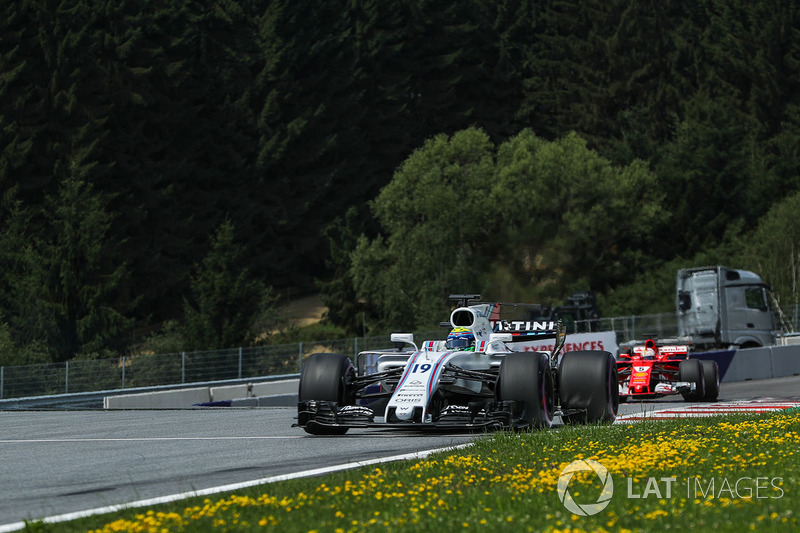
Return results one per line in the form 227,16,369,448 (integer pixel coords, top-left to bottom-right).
395,405,415,420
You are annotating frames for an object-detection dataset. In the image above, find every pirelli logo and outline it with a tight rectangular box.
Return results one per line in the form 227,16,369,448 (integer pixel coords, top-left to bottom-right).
492,320,557,332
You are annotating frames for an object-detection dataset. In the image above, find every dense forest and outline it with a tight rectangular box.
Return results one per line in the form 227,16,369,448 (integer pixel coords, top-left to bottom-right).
2,0,800,364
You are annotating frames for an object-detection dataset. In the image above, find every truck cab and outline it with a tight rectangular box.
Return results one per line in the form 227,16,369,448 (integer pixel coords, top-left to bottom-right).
676,266,775,350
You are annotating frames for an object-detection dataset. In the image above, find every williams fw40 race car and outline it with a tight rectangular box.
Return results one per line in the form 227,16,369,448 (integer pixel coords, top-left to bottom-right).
294,294,619,435
616,338,720,402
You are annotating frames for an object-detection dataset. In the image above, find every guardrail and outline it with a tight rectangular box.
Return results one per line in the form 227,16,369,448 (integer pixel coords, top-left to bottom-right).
0,373,300,410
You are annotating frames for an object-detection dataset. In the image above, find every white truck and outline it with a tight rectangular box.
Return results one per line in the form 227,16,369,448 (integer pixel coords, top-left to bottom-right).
676,266,776,351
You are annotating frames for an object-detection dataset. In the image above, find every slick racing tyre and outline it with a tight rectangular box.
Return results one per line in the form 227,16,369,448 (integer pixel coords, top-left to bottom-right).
700,359,720,401
497,352,554,430
298,353,355,435
559,351,619,424
678,358,706,402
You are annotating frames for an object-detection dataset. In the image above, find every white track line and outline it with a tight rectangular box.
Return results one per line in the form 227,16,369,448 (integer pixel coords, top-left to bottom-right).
615,399,800,423
0,443,472,533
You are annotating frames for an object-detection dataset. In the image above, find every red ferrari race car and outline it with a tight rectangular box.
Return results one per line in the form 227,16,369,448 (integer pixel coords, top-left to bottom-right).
616,338,719,402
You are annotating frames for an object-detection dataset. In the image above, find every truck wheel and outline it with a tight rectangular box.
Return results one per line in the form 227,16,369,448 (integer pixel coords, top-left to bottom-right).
298,353,355,435
497,352,554,430
700,360,720,401
559,351,619,424
679,359,705,402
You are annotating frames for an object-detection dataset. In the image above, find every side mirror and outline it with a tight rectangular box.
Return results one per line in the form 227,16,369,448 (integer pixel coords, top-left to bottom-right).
390,333,417,351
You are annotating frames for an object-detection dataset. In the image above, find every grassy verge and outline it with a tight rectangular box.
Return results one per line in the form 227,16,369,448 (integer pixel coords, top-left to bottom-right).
33,410,799,532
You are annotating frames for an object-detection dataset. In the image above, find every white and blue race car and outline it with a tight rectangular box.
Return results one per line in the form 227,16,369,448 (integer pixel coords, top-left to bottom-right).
295,294,618,435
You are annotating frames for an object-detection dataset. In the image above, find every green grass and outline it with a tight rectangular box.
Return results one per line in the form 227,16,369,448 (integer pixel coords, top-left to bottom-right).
26,411,800,532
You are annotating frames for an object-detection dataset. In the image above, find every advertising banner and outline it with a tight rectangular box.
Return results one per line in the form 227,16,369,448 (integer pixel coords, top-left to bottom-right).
516,330,618,356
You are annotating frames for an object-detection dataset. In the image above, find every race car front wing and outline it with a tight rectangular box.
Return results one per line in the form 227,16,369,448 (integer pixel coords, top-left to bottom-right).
295,400,512,431
619,381,696,396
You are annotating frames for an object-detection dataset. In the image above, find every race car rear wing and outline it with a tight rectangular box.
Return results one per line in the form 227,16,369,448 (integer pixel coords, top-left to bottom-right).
443,294,567,355
631,343,689,356
618,337,692,356
449,293,483,307
491,319,566,348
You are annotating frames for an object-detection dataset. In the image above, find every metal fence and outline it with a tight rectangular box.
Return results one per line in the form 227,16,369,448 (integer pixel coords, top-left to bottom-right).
0,331,439,401
577,313,680,341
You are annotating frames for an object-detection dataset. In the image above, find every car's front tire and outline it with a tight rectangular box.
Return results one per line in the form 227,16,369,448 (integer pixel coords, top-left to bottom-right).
559,351,619,424
700,359,720,401
679,358,706,402
298,353,355,435
497,352,554,430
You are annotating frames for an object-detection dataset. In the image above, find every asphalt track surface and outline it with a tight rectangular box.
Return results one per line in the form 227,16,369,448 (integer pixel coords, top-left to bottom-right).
0,375,798,528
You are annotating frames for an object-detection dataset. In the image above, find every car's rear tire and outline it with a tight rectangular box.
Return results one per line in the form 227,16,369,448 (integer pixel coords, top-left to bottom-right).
679,359,705,402
298,353,355,435
700,360,720,401
497,352,554,430
559,351,618,424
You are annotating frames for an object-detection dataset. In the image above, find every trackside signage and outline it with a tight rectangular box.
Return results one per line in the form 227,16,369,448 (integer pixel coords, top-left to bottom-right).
517,331,618,356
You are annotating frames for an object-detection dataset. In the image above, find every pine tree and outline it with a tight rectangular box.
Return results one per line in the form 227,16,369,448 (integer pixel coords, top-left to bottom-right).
253,1,342,286
519,0,604,140
0,199,59,362
317,207,368,336
182,220,267,351
0,176,133,362
44,175,133,359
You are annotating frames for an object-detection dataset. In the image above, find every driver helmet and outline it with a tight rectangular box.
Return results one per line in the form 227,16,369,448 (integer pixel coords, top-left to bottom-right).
644,339,657,359
446,327,475,351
